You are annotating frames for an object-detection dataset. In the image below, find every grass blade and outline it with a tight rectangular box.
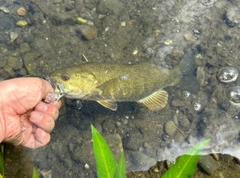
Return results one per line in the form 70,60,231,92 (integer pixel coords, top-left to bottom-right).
162,139,210,178
0,144,4,177
114,152,126,178
91,125,117,178
32,167,39,178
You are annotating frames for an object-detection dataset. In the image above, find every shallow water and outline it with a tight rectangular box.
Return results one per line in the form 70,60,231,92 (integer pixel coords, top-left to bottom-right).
1,0,240,177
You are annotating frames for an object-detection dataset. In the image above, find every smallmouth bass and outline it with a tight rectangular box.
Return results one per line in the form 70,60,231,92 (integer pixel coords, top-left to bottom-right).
49,51,198,111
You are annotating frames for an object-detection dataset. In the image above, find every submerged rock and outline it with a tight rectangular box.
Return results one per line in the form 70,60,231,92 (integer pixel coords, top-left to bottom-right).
164,121,177,136
97,0,123,15
198,155,220,175
77,25,97,40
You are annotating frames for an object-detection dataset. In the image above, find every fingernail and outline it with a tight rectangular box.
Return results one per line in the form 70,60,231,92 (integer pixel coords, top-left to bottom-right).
30,112,42,121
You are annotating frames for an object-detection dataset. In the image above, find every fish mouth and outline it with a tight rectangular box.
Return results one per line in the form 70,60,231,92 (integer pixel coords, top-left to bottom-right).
56,83,65,94
44,76,66,95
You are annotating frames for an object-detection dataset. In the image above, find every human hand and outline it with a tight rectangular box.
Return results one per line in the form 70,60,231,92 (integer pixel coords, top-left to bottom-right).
0,77,61,149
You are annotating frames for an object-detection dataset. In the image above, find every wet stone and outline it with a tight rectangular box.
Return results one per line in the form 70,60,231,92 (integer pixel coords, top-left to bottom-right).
23,53,37,75
198,155,220,175
105,134,123,161
75,0,84,13
7,56,23,70
77,25,97,41
164,121,177,136
4,65,15,77
197,67,205,86
97,0,123,15
178,115,190,130
20,43,31,53
18,68,27,76
0,57,7,68
0,16,15,31
71,140,94,166
171,98,186,107
222,154,233,163
131,151,156,169
209,75,218,86
124,130,142,150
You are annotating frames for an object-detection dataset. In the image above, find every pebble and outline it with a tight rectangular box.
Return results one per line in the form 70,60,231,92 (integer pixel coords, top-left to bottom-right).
0,57,7,68
143,142,151,149
20,43,31,53
184,34,195,42
222,154,233,163
124,130,142,150
164,121,177,136
77,25,97,40
97,0,123,15
75,0,84,13
209,75,218,86
105,134,123,160
23,53,37,74
0,6,9,13
171,97,189,107
198,155,220,175
16,20,28,27
4,65,15,77
76,17,87,23
9,32,19,42
53,0,63,4
17,7,27,16
196,67,205,86
8,56,23,70
164,39,172,45
178,115,190,130
0,16,15,30
131,151,156,169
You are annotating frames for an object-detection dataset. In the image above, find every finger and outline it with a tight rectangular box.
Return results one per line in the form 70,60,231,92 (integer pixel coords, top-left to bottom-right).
34,101,60,120
41,79,55,98
23,128,50,149
30,111,55,133
34,128,51,148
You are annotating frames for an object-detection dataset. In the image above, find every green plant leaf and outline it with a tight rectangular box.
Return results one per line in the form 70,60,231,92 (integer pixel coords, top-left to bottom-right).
91,125,117,178
32,167,39,178
0,144,4,177
114,152,126,178
162,139,210,178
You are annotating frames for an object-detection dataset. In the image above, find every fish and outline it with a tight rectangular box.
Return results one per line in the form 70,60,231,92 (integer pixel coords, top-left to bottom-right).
49,50,198,111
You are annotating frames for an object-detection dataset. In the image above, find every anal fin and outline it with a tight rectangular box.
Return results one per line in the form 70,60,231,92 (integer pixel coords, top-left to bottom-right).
138,90,168,110
97,100,117,111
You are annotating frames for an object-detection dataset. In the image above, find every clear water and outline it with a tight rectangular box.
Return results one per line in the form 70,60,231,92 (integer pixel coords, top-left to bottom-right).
1,0,240,177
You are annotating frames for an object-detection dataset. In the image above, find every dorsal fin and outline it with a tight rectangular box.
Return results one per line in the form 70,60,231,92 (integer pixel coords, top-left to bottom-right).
138,90,168,110
97,100,117,111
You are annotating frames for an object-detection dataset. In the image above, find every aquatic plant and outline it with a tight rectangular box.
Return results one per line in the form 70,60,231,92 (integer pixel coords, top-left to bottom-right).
32,167,39,178
91,124,210,178
0,144,4,178
162,139,210,178
91,125,126,178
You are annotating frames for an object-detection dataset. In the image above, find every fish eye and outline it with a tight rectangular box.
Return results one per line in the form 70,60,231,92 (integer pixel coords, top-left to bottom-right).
61,74,70,81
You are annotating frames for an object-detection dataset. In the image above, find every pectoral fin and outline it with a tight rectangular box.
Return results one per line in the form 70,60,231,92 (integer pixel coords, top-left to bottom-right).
138,90,168,110
97,100,117,111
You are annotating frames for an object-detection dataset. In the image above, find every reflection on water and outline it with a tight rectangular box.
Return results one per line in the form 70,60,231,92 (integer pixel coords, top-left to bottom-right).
1,0,240,177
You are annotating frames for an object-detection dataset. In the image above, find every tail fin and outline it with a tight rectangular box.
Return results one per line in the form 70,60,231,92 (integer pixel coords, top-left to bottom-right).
178,50,199,94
